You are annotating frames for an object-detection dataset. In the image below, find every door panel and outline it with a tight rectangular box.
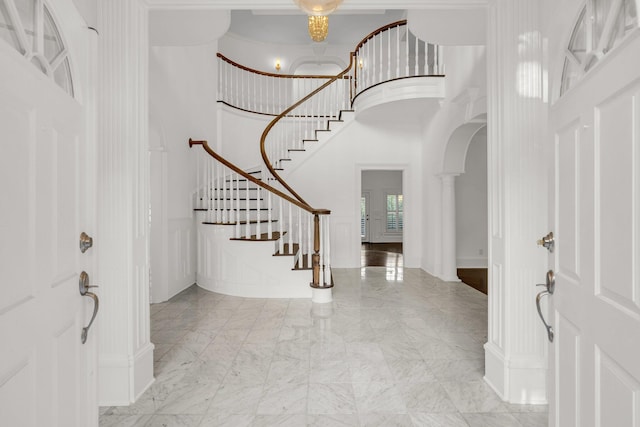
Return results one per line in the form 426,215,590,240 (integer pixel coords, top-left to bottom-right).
0,40,91,427
556,314,580,427
550,33,640,427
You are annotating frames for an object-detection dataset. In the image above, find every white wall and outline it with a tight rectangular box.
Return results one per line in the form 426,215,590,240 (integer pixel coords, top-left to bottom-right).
362,170,403,243
285,119,423,268
149,43,218,302
419,45,487,276
217,104,272,169
455,128,487,267
219,33,352,74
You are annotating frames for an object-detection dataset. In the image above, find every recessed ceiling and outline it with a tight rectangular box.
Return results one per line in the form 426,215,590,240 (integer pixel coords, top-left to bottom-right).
228,9,406,46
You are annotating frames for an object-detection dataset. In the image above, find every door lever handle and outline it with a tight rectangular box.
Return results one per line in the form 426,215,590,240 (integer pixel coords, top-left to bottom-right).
536,290,554,342
81,291,99,344
78,271,99,344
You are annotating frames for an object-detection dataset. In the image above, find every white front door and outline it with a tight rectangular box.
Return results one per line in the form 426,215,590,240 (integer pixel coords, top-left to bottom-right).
548,30,640,427
0,1,96,425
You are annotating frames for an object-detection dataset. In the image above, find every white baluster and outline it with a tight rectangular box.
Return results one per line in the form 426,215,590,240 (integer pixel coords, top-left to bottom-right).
288,202,293,250
387,28,391,81
297,207,302,256
414,32,419,76
323,215,331,286
379,30,383,84
235,172,240,238
256,186,261,239
210,158,215,223
267,191,273,239
245,176,250,238
306,212,312,261
405,26,410,77
278,198,284,253
396,26,400,79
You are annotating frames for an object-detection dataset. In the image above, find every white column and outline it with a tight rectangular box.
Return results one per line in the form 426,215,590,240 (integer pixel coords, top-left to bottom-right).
484,0,548,404
439,173,461,282
97,0,153,406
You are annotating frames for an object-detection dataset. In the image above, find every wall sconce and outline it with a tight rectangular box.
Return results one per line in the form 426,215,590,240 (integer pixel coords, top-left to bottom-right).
358,58,364,69
275,58,281,71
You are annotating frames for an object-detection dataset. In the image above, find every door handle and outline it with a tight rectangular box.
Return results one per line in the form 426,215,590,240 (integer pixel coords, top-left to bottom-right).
536,290,554,342
79,271,99,344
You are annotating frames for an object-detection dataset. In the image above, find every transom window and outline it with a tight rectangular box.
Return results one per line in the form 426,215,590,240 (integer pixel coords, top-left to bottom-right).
561,0,638,95
0,0,73,96
386,194,403,232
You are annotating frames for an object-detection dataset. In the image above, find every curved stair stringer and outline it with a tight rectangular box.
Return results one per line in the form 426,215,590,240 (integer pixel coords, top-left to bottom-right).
280,109,356,178
189,139,333,300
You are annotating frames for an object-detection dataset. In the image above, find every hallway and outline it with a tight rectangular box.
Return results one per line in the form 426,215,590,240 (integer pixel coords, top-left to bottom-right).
99,268,547,426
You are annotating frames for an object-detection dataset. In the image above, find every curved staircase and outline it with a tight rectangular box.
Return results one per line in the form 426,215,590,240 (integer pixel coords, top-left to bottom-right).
189,20,444,300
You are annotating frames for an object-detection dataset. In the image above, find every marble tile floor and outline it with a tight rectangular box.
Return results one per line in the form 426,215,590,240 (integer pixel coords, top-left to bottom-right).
100,267,548,427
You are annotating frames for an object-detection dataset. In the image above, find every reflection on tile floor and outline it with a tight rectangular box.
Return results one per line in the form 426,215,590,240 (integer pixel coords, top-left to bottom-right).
100,267,548,427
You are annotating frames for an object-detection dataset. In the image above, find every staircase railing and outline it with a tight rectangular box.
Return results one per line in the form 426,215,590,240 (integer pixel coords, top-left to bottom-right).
218,53,350,116
189,139,332,289
350,20,443,101
196,20,444,292
258,20,441,204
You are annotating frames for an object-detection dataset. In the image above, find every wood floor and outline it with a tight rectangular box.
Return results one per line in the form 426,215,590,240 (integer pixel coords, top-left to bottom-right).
361,242,403,267
457,268,488,295
361,244,488,295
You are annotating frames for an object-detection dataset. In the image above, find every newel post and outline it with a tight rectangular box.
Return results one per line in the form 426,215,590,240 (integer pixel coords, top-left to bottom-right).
311,213,321,287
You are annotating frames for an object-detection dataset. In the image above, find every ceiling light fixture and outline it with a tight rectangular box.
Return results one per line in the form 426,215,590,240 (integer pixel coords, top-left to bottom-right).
308,16,329,42
294,0,342,42
294,0,342,16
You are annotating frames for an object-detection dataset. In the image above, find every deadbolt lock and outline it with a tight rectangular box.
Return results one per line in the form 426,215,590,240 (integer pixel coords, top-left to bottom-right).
79,232,93,253
537,231,554,253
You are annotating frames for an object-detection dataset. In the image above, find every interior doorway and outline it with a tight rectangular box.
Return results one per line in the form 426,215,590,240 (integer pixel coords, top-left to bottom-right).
360,170,403,267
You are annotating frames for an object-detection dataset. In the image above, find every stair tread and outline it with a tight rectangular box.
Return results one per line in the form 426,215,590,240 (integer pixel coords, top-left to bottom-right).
231,231,284,241
202,220,277,225
293,253,313,270
274,243,299,256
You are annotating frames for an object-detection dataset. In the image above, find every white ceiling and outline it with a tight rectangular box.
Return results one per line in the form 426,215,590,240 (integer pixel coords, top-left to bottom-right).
227,9,406,46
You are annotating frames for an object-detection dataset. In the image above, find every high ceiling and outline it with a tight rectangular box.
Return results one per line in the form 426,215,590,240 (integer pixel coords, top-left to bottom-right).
228,9,406,46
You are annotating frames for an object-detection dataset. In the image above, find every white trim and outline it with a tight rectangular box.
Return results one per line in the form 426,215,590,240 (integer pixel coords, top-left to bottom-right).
98,343,155,406
145,0,489,11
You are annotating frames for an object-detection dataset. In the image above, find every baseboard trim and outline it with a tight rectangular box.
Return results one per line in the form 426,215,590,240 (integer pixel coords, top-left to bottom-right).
484,342,548,404
98,343,155,407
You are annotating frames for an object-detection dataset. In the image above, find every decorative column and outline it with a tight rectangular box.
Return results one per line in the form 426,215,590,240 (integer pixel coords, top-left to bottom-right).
439,173,461,282
96,0,153,405
484,0,548,404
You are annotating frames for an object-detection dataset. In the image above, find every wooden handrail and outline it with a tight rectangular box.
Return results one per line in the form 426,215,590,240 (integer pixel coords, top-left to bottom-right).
353,20,407,52
189,139,330,216
217,53,350,80
259,53,355,206
258,20,414,206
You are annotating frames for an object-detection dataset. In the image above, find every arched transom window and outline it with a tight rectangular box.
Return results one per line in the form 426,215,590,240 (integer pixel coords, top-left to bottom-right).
561,0,638,95
0,0,74,96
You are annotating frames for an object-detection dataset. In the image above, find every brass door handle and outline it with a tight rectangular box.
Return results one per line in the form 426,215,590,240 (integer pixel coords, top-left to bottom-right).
79,271,99,344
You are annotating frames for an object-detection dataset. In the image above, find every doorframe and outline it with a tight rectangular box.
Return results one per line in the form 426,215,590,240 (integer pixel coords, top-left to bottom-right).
356,164,409,266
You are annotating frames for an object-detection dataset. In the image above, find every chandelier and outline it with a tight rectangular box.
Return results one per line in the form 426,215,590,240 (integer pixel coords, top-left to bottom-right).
294,0,342,42
308,16,329,42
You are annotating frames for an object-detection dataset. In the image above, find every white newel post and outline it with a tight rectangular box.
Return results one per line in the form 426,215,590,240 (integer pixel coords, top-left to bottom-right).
97,0,154,405
484,0,548,404
439,173,460,282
